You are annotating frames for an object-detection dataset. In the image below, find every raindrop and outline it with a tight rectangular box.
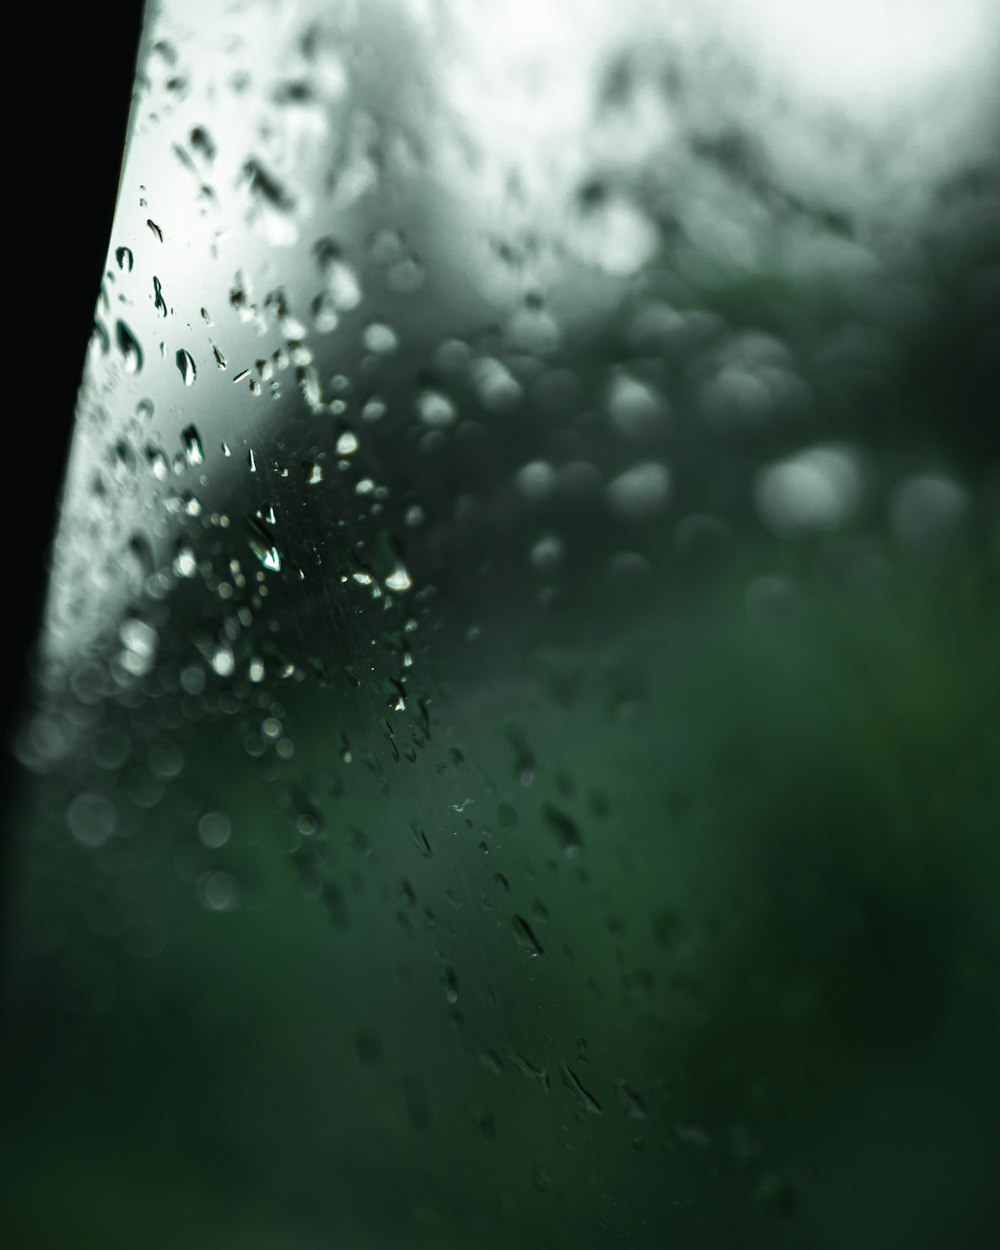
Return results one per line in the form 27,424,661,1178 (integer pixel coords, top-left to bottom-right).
563,1065,603,1114
314,238,362,309
247,515,282,571
242,159,297,245
115,246,133,271
336,429,359,456
116,321,143,374
513,914,544,956
153,275,168,317
176,349,197,386
543,804,582,856
190,126,215,161
182,425,204,466
147,219,163,242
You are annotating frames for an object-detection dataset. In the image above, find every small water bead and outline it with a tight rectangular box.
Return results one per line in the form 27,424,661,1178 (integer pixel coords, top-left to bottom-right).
115,246,133,271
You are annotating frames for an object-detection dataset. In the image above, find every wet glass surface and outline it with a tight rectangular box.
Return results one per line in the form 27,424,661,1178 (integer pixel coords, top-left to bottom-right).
2,3,999,1246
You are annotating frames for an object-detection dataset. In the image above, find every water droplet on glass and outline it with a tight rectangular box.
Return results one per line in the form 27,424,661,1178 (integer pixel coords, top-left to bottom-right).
190,126,215,161
513,914,544,956
173,544,197,578
115,246,133,272
176,348,197,386
248,515,282,571
116,321,143,374
336,430,359,456
182,425,204,466
211,645,235,678
385,564,412,593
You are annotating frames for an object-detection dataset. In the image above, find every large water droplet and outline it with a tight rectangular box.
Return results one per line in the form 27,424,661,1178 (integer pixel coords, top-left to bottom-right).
182,425,204,466
176,349,197,386
116,321,143,374
153,276,168,318
247,515,282,571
